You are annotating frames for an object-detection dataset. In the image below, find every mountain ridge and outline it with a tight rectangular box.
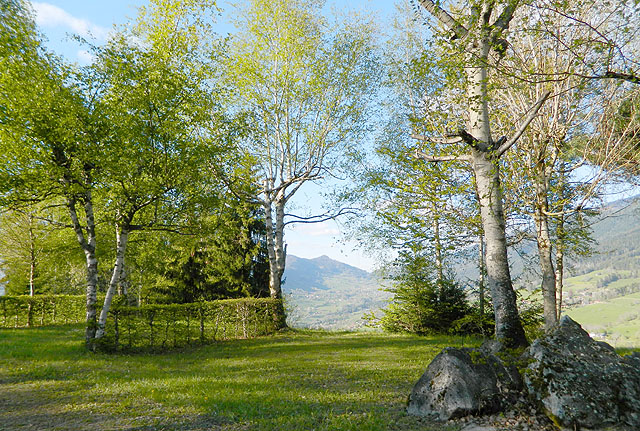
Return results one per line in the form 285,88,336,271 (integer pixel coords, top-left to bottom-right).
282,254,388,330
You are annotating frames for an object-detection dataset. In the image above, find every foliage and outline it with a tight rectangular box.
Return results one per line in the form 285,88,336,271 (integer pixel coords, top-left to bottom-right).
0,294,284,351
0,324,481,430
0,207,88,296
100,298,285,352
370,251,470,335
519,295,545,341
0,295,93,327
450,312,495,338
339,4,476,262
145,202,270,304
224,0,381,297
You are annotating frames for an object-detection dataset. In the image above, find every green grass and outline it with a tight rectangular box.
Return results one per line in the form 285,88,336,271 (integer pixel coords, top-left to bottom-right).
0,325,478,431
563,269,638,293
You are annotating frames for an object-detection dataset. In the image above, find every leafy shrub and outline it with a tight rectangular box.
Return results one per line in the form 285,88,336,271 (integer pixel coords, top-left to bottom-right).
450,312,495,337
0,295,90,327
99,298,285,352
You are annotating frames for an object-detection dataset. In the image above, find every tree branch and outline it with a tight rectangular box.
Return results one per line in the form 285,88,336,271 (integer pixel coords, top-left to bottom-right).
492,0,519,32
417,0,468,39
414,150,471,163
411,133,463,144
496,90,551,157
283,207,356,226
603,71,640,85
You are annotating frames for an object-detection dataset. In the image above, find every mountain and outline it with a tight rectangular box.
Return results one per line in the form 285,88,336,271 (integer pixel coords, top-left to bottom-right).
559,196,640,346
284,255,373,292
279,197,640,341
282,255,389,330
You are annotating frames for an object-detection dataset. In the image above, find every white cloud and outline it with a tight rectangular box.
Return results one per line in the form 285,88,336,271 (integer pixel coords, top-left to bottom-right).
289,221,340,237
32,2,109,40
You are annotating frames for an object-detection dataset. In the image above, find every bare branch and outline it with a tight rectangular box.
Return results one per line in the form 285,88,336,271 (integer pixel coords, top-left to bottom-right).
410,133,463,144
457,129,482,149
414,149,471,163
283,207,356,226
496,90,551,157
603,71,640,85
417,0,468,39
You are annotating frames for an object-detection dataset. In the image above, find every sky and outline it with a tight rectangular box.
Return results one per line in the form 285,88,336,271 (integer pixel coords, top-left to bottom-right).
29,0,399,272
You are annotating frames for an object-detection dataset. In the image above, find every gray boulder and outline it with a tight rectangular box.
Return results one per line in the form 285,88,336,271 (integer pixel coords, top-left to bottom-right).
524,315,640,429
407,345,522,420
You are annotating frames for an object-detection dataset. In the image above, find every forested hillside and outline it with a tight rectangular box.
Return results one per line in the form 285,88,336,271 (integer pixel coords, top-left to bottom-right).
282,255,389,330
561,197,640,346
281,197,640,334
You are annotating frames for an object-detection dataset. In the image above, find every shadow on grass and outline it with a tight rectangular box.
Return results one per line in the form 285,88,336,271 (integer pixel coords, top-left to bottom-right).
0,325,472,430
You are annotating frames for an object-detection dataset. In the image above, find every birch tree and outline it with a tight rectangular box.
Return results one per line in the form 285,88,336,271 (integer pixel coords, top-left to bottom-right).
0,0,105,344
225,0,379,298
411,0,552,347
0,208,49,295
489,0,640,328
90,0,225,338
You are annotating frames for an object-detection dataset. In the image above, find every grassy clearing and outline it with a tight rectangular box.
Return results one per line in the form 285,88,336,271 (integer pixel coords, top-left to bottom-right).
0,325,479,431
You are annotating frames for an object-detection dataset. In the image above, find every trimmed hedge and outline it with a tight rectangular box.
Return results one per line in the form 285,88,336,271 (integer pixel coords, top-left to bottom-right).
100,298,286,352
0,295,88,327
0,295,285,352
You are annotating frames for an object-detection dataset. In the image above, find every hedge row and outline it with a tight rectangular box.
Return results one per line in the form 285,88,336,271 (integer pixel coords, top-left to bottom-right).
0,295,89,327
100,298,286,351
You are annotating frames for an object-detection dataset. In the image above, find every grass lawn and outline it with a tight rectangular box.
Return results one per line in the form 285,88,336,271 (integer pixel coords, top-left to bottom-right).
0,325,480,431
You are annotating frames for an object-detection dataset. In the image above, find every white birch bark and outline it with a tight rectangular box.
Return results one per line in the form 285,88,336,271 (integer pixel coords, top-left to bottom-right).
95,223,129,339
478,234,486,316
66,192,99,346
263,179,287,299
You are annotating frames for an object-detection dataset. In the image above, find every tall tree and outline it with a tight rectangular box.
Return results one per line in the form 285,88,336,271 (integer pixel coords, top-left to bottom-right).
88,0,229,338
411,0,548,347
225,0,379,299
493,0,640,328
0,0,105,344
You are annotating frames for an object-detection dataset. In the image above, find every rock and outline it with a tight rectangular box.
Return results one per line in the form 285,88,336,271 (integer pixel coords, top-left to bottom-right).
623,351,640,368
595,340,616,353
459,424,497,431
407,346,522,420
523,315,640,429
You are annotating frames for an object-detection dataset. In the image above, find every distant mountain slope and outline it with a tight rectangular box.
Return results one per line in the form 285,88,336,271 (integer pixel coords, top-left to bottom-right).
284,255,373,292
282,255,389,330
571,196,640,275
553,196,640,346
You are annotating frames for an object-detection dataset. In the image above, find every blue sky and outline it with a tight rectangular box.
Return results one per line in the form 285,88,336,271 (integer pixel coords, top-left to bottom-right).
30,0,398,272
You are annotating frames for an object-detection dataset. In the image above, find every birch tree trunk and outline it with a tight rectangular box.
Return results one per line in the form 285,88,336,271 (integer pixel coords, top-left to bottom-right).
465,34,528,347
95,223,129,339
66,192,99,347
533,160,558,329
478,233,486,316
263,181,286,299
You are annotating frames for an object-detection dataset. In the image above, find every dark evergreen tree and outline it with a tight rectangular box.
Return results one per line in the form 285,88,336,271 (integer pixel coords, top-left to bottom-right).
374,250,470,335
148,200,270,304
